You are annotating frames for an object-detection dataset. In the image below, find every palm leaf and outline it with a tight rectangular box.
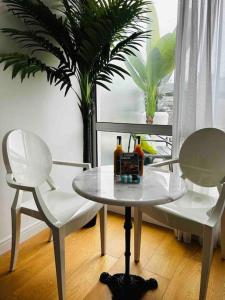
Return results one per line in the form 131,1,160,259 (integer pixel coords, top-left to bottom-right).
148,32,176,85
125,60,146,91
1,0,150,99
146,3,160,54
90,30,149,87
1,28,67,63
0,53,72,95
3,0,76,61
125,50,146,84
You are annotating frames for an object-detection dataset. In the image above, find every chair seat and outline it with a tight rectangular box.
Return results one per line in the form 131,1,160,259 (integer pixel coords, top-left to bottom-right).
21,190,102,224
142,190,217,224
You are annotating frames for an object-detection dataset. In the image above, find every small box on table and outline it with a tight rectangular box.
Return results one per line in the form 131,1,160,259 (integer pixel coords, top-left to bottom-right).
115,153,141,184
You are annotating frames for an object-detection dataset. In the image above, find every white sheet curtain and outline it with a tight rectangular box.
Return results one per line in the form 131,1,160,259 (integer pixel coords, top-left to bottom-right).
173,0,225,243
173,0,225,153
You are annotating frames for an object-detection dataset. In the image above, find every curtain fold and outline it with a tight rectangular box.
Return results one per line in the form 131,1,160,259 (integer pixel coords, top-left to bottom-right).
173,0,222,154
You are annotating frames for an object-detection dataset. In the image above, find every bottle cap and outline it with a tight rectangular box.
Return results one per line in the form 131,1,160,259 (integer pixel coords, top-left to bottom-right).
117,136,122,145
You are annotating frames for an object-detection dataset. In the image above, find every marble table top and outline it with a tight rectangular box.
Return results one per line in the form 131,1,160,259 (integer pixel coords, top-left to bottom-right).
73,165,186,207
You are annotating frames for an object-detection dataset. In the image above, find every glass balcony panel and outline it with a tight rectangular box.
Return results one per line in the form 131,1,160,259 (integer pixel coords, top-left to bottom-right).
98,132,172,166
97,0,178,126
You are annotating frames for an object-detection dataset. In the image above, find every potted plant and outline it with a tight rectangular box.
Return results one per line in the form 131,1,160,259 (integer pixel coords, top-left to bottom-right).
0,0,150,226
125,3,176,125
0,0,150,163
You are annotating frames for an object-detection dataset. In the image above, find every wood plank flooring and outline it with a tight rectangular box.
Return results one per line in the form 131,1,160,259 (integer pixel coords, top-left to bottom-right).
0,213,225,300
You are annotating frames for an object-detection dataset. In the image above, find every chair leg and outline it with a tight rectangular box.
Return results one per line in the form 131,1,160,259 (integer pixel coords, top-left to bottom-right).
53,229,65,300
220,210,225,258
134,208,142,263
10,208,21,272
99,205,107,256
199,226,214,300
176,229,183,241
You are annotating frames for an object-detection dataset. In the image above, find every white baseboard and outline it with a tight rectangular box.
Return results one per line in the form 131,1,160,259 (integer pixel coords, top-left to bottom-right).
0,221,47,255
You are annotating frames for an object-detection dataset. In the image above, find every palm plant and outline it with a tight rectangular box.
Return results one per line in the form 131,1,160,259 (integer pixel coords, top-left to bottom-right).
0,0,150,163
125,3,176,124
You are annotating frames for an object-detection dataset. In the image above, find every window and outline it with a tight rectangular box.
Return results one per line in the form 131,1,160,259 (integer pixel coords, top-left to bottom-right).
94,0,178,166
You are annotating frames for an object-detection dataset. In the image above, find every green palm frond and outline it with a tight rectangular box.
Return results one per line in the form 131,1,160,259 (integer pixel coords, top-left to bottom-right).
0,0,150,107
0,53,48,78
111,31,149,60
94,31,149,88
1,28,67,62
146,2,159,53
3,0,76,59
59,0,150,76
125,59,146,91
0,53,72,95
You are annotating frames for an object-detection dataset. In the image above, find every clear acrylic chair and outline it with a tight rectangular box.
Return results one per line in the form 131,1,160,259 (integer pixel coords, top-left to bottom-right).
2,129,107,300
134,128,225,300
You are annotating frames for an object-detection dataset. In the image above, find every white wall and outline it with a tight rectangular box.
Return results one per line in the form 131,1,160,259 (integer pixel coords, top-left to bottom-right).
0,11,83,254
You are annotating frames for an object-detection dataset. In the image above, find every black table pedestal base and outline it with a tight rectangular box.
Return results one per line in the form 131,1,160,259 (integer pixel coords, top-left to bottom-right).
100,272,158,300
99,207,158,299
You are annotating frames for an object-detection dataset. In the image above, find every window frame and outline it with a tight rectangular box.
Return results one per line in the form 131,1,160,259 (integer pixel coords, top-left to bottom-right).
92,101,172,167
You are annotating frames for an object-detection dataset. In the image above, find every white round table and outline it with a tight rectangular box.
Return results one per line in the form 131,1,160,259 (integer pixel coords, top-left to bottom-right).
73,165,186,299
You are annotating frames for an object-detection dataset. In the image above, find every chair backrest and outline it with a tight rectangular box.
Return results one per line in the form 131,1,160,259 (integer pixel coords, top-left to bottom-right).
179,128,225,187
3,129,52,186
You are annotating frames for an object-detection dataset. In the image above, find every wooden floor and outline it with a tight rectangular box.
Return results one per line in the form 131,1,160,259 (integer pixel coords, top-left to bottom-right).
0,213,225,300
